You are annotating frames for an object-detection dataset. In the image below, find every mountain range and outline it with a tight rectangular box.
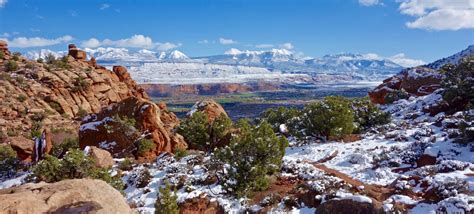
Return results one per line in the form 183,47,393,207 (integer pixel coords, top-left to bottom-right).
25,45,473,85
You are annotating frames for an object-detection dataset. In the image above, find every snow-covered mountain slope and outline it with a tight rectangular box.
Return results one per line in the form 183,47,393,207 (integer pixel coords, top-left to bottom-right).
426,45,474,69
26,49,67,60
128,62,309,84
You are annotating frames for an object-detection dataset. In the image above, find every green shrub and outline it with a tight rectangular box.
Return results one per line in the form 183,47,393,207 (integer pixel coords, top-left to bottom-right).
71,76,90,92
155,181,179,214
177,112,232,152
5,60,18,72
137,139,156,156
45,53,56,64
351,97,390,133
16,94,27,102
49,102,63,113
0,51,4,59
118,158,135,171
299,96,354,139
33,149,124,191
215,120,288,196
0,145,20,178
128,168,152,188
440,57,474,111
177,112,210,150
30,120,43,139
173,148,188,160
76,107,88,119
36,58,44,63
12,52,21,61
25,62,35,69
51,137,79,158
259,106,301,133
30,112,46,122
385,89,409,104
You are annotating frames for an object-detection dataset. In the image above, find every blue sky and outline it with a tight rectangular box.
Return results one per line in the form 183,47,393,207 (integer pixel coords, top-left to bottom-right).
0,0,473,63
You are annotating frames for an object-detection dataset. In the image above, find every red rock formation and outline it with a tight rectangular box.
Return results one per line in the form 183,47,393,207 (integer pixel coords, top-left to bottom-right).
0,42,150,138
179,194,225,214
189,99,228,123
0,40,10,57
68,43,87,60
416,154,437,167
79,97,187,161
1,136,34,162
368,67,442,104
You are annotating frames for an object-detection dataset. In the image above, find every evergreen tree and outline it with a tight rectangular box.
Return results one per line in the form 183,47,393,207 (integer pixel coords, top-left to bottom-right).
440,56,474,111
155,181,179,214
216,120,288,196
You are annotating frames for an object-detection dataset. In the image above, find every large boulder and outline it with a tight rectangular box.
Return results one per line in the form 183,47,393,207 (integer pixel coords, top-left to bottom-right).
179,195,225,214
368,67,442,104
187,99,228,123
1,136,34,162
316,199,383,214
0,179,132,213
79,97,186,160
85,146,115,168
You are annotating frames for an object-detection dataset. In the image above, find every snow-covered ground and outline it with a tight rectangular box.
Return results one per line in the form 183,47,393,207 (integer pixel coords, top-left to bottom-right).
1,88,472,213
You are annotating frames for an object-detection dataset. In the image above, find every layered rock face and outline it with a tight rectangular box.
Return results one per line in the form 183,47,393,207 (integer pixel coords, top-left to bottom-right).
0,179,132,213
79,96,187,160
368,67,442,104
0,41,148,155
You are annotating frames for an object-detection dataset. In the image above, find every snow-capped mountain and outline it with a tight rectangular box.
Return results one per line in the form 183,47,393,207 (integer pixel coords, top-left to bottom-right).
25,47,424,84
26,49,67,60
426,45,474,69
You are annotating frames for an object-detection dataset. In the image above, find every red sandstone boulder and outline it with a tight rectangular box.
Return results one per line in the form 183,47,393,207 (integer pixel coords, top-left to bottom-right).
0,40,9,57
316,199,383,214
179,194,224,214
68,43,87,60
113,66,149,99
85,146,115,168
1,136,34,162
368,67,442,104
416,153,437,167
187,99,228,123
79,97,187,161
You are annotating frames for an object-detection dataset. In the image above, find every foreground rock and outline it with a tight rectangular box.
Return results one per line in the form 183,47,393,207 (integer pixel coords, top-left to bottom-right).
368,67,442,104
85,146,115,168
316,199,383,214
79,96,187,160
188,98,228,122
0,179,132,213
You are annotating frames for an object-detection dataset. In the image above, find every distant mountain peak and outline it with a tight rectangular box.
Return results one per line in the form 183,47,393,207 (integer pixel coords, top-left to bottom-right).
425,44,474,69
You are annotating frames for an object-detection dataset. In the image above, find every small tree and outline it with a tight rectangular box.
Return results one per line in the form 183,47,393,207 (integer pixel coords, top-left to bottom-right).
351,97,390,133
155,181,179,214
5,60,18,72
215,120,288,196
209,113,233,149
51,137,79,158
177,112,210,150
300,96,354,139
259,106,301,134
440,56,474,111
137,139,156,156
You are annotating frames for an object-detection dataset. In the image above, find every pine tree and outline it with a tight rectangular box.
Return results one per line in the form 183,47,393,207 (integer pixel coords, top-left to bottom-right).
155,181,179,214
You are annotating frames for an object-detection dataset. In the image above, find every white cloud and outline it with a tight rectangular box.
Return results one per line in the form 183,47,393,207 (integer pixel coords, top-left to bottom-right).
0,0,7,8
256,44,274,48
1,32,10,37
81,35,181,51
81,38,101,48
7,35,73,48
279,43,294,50
388,53,425,67
398,0,474,30
156,42,182,51
359,0,380,6
100,4,110,10
69,10,78,17
198,40,209,44
219,37,236,45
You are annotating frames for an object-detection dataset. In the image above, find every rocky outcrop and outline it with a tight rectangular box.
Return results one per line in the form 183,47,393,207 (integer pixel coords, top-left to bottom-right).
85,146,115,168
188,99,228,123
369,67,442,104
0,42,149,138
1,136,34,162
0,179,132,213
79,97,187,161
179,195,225,214
315,199,383,214
0,40,10,57
68,44,87,61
